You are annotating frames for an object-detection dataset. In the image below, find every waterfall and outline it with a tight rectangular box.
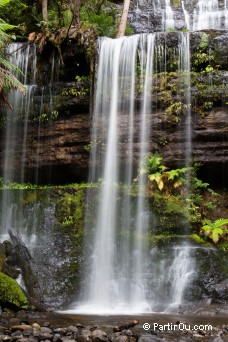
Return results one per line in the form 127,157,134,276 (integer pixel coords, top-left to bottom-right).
182,1,190,30
3,43,37,184
162,0,175,31
63,32,196,314
131,34,155,311
193,0,228,30
81,36,142,313
0,43,37,241
166,246,196,311
179,33,191,168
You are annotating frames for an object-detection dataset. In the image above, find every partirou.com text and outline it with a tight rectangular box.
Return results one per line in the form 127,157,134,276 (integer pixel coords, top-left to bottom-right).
143,322,213,331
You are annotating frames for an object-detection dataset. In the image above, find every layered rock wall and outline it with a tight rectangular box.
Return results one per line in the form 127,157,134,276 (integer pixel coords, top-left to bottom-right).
0,23,227,187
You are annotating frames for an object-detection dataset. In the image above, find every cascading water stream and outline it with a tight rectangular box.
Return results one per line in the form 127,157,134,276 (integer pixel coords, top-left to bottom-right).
65,32,197,314
0,43,37,242
162,0,175,31
193,0,228,30
182,1,190,31
131,34,155,311
179,33,191,168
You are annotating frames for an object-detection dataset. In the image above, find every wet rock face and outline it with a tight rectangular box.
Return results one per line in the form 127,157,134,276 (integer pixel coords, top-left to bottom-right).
129,0,227,33
0,30,227,186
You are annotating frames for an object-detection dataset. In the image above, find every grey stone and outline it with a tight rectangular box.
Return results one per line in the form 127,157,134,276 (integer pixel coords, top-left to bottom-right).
120,330,134,337
80,330,91,338
39,333,53,340
40,328,52,335
90,330,108,342
75,336,91,342
23,329,33,337
53,333,61,342
11,331,23,337
53,328,67,335
33,331,40,338
66,327,79,335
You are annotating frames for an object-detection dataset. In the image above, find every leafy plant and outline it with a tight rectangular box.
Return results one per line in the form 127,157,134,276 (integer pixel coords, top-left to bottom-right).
201,218,228,243
80,8,116,37
0,2,26,107
139,152,166,176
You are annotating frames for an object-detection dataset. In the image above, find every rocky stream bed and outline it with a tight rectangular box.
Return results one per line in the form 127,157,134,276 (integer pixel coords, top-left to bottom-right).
0,311,228,342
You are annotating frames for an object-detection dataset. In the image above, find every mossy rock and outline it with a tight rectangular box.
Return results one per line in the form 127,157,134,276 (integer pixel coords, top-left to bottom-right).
0,272,29,309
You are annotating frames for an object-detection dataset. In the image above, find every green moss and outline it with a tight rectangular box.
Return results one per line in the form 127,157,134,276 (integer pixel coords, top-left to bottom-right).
171,0,181,6
0,272,29,308
55,189,85,241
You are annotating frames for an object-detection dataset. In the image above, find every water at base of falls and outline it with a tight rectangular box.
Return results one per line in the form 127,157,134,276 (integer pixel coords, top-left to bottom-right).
65,245,196,315
63,33,195,315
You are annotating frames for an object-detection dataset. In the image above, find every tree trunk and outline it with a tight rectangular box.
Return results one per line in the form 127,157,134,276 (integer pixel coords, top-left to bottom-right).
41,0,48,22
116,0,130,38
72,0,81,26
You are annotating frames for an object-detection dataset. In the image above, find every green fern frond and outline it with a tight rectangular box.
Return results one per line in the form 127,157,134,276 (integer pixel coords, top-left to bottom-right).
0,57,24,76
214,218,228,228
0,67,26,94
0,22,15,31
0,0,11,7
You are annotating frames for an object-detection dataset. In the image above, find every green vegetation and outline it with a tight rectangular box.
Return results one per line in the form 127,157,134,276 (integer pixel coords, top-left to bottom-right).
152,69,227,121
0,0,26,108
0,177,96,190
201,218,228,244
171,0,181,6
137,153,227,245
0,0,132,38
0,272,29,308
55,190,85,241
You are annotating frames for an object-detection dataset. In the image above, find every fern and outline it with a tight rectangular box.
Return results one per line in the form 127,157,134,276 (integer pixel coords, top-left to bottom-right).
0,57,23,76
0,67,26,93
202,218,228,243
0,4,26,107
148,172,164,190
168,167,187,181
0,0,11,7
